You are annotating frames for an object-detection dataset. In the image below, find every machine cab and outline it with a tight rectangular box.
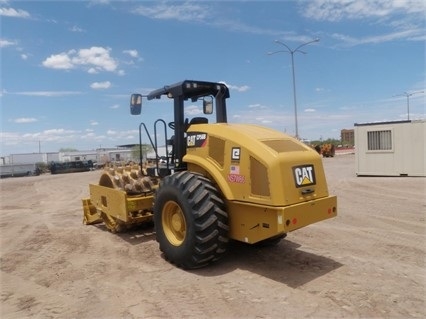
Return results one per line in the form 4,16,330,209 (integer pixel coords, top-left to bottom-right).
129,80,230,170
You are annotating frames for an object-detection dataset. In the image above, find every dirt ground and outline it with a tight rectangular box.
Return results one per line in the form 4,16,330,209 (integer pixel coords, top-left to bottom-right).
1,154,425,319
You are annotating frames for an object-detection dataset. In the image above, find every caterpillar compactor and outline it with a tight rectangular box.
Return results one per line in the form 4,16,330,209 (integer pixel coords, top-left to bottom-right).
82,80,337,269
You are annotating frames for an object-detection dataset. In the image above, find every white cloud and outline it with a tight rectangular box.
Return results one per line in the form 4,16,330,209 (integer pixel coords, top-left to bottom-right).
304,108,316,113
89,0,110,5
90,81,111,89
0,38,17,47
42,46,118,73
185,105,203,116
0,131,21,146
73,47,117,71
302,0,425,22
248,103,268,110
70,25,85,32
20,53,28,60
44,129,71,135
132,3,301,38
90,120,99,126
81,132,96,139
42,52,74,69
104,129,138,141
301,0,425,47
232,110,290,128
12,128,81,145
0,126,140,151
132,2,291,39
134,2,208,22
12,117,38,123
122,49,144,66
331,28,424,46
230,85,250,92
0,7,30,18
110,104,120,109
107,129,117,136
88,67,98,74
13,91,81,97
123,49,138,58
220,82,250,92
255,117,272,124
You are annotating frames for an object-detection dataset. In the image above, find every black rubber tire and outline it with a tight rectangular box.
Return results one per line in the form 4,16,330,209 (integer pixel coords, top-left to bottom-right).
153,171,229,269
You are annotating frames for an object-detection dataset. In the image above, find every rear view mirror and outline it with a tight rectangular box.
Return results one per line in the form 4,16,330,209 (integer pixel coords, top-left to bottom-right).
203,96,213,114
130,94,142,115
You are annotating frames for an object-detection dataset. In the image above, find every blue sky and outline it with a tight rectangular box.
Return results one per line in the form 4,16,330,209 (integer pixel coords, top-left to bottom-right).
1,0,425,156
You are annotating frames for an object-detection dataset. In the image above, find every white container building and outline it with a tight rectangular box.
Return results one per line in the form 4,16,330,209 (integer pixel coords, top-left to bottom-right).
354,120,425,176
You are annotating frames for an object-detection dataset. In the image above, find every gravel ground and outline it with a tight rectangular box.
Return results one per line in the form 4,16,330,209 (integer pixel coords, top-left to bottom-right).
1,154,425,319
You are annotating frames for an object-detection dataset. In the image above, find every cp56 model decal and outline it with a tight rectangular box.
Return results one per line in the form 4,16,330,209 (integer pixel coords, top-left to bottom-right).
187,132,207,148
293,165,316,188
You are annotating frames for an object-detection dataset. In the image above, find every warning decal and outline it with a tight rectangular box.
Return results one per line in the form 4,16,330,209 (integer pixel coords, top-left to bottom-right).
293,165,316,188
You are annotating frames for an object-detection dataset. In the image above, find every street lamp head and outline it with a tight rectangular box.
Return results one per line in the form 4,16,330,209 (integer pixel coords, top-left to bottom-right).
274,40,286,47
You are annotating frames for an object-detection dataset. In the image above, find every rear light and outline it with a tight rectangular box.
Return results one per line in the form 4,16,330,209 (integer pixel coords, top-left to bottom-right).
328,207,336,214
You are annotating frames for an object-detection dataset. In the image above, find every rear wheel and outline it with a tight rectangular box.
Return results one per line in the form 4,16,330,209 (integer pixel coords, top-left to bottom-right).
154,171,229,269
162,200,187,246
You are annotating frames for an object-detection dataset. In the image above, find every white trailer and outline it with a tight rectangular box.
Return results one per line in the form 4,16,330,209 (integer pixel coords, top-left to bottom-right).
0,164,37,178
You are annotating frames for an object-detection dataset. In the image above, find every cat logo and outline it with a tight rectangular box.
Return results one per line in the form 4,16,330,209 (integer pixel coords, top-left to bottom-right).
293,165,316,188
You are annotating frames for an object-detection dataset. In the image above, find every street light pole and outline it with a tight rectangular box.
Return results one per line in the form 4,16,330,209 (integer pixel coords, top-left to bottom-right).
268,38,319,139
394,90,424,120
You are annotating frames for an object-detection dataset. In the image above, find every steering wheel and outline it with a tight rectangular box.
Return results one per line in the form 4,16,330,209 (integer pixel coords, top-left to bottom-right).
168,119,189,131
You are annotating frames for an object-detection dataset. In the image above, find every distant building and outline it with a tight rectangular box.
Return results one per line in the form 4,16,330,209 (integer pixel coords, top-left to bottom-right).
0,146,137,167
0,152,60,165
341,129,354,146
354,120,425,177
105,149,133,163
59,151,98,163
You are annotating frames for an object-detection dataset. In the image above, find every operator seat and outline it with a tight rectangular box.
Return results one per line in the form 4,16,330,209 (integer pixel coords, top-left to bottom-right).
168,117,209,164
184,117,208,132
189,117,208,125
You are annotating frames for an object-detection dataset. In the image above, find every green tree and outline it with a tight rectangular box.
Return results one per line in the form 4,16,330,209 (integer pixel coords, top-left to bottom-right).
131,144,153,163
35,162,49,174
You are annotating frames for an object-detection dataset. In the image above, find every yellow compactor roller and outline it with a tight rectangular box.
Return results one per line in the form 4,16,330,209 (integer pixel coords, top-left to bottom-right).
82,80,337,269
